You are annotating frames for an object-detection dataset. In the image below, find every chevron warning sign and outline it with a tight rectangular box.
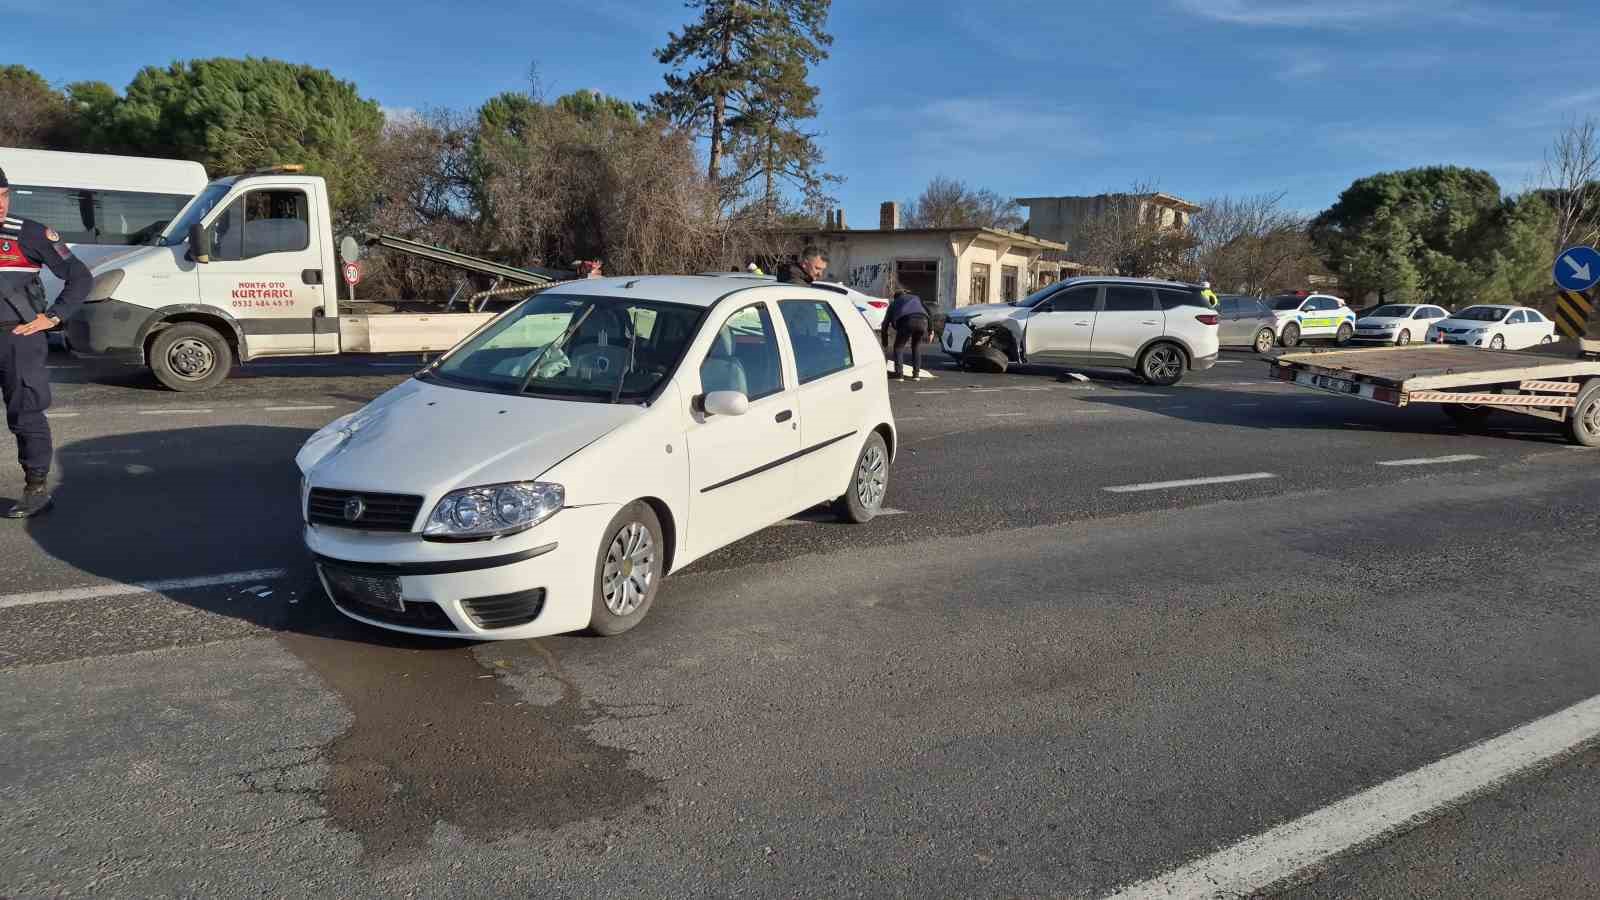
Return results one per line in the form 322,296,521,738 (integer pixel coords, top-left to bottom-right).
1554,287,1594,340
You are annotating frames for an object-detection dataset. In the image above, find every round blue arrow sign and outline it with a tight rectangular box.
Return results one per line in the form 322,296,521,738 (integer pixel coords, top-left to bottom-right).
1554,245,1600,292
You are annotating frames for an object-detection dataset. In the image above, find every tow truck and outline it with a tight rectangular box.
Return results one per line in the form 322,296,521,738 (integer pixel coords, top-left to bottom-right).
1271,333,1600,446
67,165,569,391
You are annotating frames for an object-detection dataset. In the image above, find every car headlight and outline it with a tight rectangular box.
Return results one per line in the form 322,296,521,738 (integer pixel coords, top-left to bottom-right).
1468,328,1487,335
424,482,564,540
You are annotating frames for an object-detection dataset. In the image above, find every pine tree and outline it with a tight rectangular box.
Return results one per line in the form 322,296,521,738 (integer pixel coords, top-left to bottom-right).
651,0,833,216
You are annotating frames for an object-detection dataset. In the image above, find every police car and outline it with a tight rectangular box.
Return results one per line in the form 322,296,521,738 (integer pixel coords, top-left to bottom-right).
1267,292,1357,348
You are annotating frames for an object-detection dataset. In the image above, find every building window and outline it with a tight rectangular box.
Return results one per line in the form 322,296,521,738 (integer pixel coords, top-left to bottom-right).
969,263,990,306
1001,266,1019,302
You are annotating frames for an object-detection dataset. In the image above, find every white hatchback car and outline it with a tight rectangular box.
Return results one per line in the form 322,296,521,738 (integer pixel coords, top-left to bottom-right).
1425,305,1558,350
296,276,897,640
1267,293,1358,347
1353,303,1451,345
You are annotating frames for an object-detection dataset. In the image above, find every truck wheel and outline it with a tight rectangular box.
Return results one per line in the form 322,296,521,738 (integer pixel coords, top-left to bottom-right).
1139,342,1186,386
1335,323,1354,345
1279,323,1301,348
150,323,233,392
966,346,1009,374
835,432,889,524
586,502,664,636
1252,328,1275,354
1569,380,1600,447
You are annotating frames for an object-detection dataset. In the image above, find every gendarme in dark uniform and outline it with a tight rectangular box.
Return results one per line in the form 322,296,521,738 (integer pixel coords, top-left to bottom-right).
0,167,91,517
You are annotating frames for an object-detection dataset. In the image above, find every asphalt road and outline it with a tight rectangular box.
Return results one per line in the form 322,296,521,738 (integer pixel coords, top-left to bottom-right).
1,348,1597,897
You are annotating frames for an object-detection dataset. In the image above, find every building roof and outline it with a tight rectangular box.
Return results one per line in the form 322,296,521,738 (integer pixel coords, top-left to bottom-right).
772,226,1068,252
1017,192,1203,213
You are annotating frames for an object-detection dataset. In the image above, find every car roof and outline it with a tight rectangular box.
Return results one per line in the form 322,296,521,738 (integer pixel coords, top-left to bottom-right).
1061,275,1196,289
544,275,844,309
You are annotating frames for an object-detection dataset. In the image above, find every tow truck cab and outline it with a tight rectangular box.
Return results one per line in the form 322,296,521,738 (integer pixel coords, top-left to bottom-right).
68,166,498,392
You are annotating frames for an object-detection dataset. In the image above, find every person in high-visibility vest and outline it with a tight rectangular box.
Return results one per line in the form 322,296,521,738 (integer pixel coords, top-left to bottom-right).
1200,280,1219,309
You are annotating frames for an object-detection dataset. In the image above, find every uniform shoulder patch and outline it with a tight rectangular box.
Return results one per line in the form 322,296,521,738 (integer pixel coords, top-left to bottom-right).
45,228,61,242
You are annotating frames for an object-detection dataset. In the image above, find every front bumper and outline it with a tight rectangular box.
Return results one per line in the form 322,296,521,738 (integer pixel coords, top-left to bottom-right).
304,503,618,640
941,322,973,357
67,299,154,364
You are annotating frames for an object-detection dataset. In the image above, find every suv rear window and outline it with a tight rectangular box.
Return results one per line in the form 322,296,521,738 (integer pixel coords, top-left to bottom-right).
1157,287,1206,310
1271,296,1305,311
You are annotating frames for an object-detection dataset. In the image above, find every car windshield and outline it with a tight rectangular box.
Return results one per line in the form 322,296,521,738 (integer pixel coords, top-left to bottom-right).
1013,283,1063,308
425,293,705,402
155,182,233,246
1271,296,1306,311
1453,306,1510,322
1366,305,1415,318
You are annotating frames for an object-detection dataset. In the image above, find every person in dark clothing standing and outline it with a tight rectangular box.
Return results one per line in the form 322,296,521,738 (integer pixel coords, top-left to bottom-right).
0,167,92,517
776,246,828,285
884,288,931,380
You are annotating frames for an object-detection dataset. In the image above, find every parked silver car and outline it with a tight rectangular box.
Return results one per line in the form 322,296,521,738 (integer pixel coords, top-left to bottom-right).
1216,295,1279,354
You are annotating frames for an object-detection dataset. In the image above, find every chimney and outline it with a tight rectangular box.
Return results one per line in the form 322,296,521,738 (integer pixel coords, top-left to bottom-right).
880,201,901,231
825,210,838,230
836,208,847,230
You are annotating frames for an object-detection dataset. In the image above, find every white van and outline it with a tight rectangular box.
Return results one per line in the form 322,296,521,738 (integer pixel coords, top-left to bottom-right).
0,148,208,300
0,145,209,344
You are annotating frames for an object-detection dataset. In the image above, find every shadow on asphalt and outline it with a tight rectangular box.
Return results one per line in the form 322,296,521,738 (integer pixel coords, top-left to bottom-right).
28,424,464,650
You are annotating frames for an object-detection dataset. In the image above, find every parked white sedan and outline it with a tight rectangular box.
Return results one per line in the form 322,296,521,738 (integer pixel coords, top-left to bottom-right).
1425,305,1557,350
296,275,897,640
1353,303,1451,345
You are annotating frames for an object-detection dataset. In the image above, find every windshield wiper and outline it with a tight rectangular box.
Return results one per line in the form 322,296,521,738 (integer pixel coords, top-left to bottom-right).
610,314,641,404
518,305,594,395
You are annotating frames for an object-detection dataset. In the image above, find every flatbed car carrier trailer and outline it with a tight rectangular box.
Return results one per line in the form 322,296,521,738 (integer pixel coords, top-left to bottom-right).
1270,340,1600,446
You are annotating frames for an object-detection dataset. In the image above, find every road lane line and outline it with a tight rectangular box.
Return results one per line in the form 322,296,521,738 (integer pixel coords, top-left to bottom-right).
1376,454,1485,467
1108,692,1600,899
264,405,337,412
968,388,1003,393
44,411,78,419
139,408,214,416
0,568,290,611
914,390,952,395
1104,473,1278,493
986,412,1028,418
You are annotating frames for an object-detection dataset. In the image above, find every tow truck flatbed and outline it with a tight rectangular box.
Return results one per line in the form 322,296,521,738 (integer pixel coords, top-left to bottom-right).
1269,341,1600,446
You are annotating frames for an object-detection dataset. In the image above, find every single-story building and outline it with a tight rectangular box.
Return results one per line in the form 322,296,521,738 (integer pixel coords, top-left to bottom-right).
766,203,1070,310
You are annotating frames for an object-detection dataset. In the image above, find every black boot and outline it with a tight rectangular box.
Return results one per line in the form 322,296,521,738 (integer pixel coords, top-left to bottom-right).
5,470,52,519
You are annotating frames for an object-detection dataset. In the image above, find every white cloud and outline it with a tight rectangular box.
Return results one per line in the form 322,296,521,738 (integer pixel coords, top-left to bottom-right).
1177,0,1553,29
1547,88,1600,111
380,106,421,125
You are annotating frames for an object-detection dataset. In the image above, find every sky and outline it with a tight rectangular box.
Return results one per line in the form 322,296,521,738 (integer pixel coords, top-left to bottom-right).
12,0,1600,220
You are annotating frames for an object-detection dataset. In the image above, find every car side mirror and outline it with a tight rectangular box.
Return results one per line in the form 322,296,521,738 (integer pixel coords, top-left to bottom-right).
188,223,212,263
702,391,749,417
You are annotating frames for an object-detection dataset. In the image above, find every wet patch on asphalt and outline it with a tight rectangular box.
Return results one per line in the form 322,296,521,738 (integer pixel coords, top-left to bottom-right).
275,593,659,862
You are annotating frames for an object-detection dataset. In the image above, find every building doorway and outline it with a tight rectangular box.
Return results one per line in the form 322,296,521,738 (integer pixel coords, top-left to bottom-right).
895,259,940,309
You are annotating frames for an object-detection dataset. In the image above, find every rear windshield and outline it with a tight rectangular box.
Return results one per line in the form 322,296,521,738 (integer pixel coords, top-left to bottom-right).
1270,296,1305,311
1454,306,1509,322
1366,305,1415,318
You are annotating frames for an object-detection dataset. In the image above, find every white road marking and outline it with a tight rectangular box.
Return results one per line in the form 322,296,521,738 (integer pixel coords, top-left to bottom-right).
1104,472,1278,493
43,411,78,419
0,568,289,611
914,390,952,395
1212,359,1243,365
1109,692,1600,899
986,412,1028,418
264,405,337,412
968,388,1003,393
1376,454,1485,467
139,408,213,416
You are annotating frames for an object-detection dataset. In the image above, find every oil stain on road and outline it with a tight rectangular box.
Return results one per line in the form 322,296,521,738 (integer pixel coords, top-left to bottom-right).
276,595,658,862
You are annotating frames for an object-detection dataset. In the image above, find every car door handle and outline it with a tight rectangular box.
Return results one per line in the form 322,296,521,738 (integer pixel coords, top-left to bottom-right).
1141,320,1159,325
302,268,323,285
851,381,863,392
775,410,793,423
1075,321,1091,326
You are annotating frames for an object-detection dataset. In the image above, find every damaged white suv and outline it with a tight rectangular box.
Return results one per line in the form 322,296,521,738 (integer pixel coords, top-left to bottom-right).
940,277,1220,386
